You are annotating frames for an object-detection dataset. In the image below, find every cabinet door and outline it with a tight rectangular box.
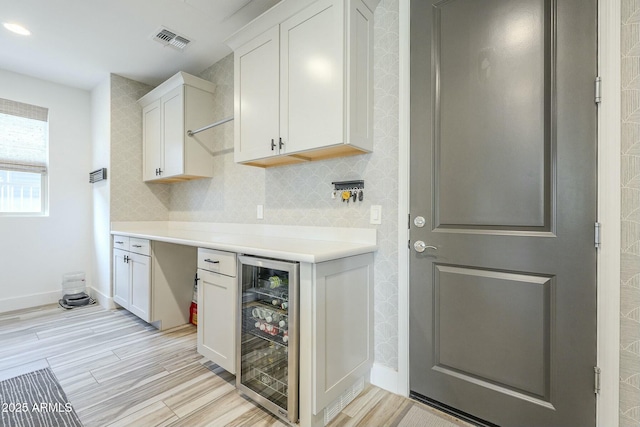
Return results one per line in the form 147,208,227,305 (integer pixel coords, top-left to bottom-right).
234,26,281,163
142,99,162,181
280,0,344,154
129,252,152,322
162,85,185,178
197,269,237,374
113,248,130,308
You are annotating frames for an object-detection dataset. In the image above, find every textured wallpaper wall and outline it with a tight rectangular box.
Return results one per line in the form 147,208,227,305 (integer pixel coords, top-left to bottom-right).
169,0,400,369
621,2,640,426
110,75,170,222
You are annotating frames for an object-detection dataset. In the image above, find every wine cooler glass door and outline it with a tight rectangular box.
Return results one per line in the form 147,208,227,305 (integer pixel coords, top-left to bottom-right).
237,256,299,423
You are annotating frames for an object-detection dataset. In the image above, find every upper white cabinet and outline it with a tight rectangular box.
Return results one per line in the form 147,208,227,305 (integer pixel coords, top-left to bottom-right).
228,0,379,167
138,72,216,182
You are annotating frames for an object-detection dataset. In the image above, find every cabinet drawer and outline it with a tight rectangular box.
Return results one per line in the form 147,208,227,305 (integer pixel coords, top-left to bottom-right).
197,248,237,277
113,235,130,250
129,238,151,256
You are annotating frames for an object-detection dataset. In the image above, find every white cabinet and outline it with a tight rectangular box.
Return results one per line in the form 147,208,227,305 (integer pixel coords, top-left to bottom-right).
197,248,237,374
112,236,197,330
228,0,378,167
129,252,152,320
234,27,281,163
112,237,152,322
138,72,217,182
113,248,131,308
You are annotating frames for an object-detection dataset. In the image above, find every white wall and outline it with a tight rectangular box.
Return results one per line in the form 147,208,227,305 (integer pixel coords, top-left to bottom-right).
90,77,112,307
0,69,92,312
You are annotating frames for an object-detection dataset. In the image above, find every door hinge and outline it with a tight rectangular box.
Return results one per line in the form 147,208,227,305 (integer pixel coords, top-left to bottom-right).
595,77,602,104
408,214,411,229
594,366,601,394
595,222,602,248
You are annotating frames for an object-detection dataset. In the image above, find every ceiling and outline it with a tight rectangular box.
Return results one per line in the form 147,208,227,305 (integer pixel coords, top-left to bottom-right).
0,0,280,91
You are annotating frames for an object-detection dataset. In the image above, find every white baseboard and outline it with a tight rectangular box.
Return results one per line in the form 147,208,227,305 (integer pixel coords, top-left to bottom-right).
0,291,60,314
89,287,115,310
370,363,399,395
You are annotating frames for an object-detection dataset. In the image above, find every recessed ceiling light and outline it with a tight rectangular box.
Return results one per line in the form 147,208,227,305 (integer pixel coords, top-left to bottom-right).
3,22,31,36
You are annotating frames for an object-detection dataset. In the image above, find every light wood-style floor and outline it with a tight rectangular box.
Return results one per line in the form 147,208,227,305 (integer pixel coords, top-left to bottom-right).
0,304,471,427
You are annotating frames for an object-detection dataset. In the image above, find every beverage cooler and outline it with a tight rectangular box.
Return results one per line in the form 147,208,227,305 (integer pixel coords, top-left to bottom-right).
237,255,299,424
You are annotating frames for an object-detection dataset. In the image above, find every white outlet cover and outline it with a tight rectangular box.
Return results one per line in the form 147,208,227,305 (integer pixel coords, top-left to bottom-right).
257,205,264,220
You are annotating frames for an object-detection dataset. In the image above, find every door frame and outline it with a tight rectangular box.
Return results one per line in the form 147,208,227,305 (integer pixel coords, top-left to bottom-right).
393,0,621,425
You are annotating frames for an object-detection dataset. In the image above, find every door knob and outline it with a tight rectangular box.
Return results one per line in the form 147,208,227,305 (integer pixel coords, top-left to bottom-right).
414,241,437,253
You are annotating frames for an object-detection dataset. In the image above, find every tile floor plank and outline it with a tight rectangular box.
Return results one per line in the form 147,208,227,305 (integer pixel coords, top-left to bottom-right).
0,305,472,427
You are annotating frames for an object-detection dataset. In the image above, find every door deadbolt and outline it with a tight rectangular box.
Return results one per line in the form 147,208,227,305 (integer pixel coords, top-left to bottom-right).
414,216,426,228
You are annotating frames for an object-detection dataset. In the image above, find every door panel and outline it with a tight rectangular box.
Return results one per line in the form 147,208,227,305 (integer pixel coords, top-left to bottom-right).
435,0,548,230
113,248,130,309
409,0,597,426
129,252,151,322
434,265,551,400
142,100,162,182
197,270,236,374
234,26,280,162
280,0,344,154
162,86,185,178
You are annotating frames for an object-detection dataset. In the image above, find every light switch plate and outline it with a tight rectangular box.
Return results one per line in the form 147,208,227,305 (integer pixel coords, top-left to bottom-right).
257,205,264,220
370,205,382,224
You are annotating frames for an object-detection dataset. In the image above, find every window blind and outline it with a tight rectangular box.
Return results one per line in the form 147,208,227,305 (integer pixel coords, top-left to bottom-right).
0,98,49,174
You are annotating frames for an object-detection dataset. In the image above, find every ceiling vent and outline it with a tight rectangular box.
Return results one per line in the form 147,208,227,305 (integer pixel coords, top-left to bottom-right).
152,27,192,51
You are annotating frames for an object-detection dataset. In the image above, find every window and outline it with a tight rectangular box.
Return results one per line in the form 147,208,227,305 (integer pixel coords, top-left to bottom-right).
0,98,49,215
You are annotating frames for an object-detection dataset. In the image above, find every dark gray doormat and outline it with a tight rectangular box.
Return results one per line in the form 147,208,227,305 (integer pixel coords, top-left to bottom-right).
0,368,83,427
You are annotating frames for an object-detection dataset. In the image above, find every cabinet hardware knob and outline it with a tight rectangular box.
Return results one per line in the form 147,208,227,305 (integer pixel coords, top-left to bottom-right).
204,259,220,264
279,137,284,150
271,139,275,151
124,255,130,263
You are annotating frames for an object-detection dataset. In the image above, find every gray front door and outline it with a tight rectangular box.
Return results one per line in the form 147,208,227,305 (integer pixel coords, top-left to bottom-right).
409,1,597,426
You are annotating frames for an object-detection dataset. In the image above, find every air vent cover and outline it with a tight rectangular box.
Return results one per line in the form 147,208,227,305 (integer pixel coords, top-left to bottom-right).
152,27,191,51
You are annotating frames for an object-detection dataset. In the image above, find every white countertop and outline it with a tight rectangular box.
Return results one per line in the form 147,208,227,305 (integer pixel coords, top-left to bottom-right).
111,221,377,263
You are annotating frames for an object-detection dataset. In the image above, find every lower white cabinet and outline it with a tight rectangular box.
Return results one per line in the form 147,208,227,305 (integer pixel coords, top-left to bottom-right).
129,252,152,320
113,249,151,322
197,248,237,374
113,248,151,322
112,236,197,330
305,253,374,418
113,248,131,309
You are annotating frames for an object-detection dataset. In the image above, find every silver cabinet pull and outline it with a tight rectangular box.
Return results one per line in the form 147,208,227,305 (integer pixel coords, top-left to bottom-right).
115,241,124,244
132,245,142,248
414,241,437,253
204,259,220,264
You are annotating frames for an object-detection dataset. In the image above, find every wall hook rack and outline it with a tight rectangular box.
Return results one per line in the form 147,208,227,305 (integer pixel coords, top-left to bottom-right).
332,180,364,203
331,180,364,191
